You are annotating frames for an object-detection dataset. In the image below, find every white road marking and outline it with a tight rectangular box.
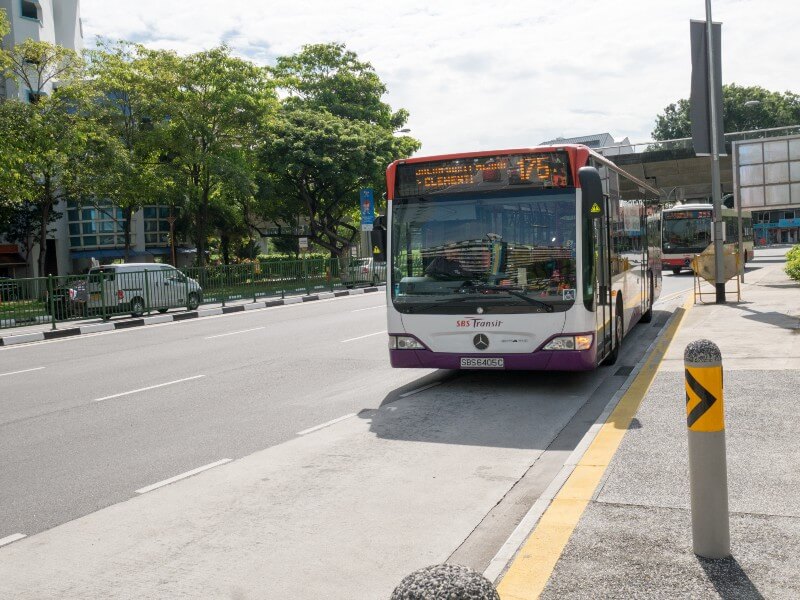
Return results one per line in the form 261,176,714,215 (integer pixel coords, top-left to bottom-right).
399,381,442,398
0,533,26,548
341,330,387,343
93,375,205,403
205,327,265,339
135,459,232,494
654,290,689,306
297,413,357,436
351,305,385,313
0,366,45,378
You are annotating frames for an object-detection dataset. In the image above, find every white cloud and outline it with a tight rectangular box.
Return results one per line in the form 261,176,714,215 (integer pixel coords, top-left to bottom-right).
81,0,797,155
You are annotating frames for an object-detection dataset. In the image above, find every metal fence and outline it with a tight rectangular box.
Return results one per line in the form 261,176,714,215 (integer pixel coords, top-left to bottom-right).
0,257,386,330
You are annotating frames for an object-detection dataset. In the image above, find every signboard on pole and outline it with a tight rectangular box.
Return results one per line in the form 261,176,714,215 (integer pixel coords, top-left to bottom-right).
360,188,375,232
690,20,726,156
299,237,308,250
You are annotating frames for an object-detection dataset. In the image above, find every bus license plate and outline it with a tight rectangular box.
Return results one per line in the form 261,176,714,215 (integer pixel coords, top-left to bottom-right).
460,357,504,369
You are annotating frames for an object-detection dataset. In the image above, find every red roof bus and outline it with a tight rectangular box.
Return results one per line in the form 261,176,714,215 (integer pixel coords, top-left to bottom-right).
385,144,661,371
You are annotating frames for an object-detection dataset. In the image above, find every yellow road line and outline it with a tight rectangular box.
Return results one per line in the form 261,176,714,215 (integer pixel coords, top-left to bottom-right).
496,295,693,600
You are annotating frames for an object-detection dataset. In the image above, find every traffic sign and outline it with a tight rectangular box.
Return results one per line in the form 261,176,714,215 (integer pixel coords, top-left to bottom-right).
360,188,375,232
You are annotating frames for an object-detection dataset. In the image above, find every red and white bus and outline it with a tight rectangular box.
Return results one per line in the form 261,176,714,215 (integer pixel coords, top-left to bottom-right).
661,204,754,275
384,145,661,371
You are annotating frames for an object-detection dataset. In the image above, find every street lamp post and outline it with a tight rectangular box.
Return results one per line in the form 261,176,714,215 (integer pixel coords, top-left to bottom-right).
705,0,726,304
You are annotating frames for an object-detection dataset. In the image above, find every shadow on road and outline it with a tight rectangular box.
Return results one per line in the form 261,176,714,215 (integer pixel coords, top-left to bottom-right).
697,556,765,600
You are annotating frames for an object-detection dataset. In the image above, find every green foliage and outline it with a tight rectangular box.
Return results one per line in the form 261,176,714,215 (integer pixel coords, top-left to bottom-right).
261,42,420,257
652,84,800,140
786,245,800,282
0,8,9,40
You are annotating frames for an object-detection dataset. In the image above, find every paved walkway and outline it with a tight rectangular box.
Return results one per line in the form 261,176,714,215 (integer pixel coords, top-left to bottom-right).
500,249,800,598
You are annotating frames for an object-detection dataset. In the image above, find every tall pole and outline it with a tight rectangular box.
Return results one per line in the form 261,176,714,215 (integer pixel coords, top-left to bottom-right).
706,0,726,303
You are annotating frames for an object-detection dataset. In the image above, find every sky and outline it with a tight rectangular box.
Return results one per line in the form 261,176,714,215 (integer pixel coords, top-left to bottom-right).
80,0,795,157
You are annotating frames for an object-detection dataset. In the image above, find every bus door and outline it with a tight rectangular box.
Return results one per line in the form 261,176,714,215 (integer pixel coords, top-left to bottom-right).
594,195,613,360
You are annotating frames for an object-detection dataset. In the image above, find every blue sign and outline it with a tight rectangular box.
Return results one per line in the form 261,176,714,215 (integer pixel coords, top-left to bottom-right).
360,188,375,231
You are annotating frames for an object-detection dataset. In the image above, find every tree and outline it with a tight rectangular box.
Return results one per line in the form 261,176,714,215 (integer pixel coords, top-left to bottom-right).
154,46,276,267
0,199,60,271
262,43,419,257
652,84,800,140
0,40,91,275
84,40,174,260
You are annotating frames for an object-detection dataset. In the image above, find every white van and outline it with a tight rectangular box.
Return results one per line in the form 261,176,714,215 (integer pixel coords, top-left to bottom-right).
86,263,203,318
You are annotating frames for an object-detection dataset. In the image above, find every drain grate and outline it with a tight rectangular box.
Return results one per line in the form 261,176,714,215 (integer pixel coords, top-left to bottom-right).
615,365,634,377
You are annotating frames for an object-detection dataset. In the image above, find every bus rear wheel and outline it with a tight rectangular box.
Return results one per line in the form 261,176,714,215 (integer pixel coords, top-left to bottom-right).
604,299,624,366
640,274,654,324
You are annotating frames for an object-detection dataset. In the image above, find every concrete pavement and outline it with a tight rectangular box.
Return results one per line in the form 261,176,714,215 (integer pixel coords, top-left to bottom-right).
497,248,800,598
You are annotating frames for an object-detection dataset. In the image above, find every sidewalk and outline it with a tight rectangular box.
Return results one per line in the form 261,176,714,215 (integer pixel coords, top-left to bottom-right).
0,285,383,346
510,252,800,598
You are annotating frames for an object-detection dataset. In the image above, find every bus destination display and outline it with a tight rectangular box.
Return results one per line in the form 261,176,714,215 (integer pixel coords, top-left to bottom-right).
664,210,712,220
396,152,571,196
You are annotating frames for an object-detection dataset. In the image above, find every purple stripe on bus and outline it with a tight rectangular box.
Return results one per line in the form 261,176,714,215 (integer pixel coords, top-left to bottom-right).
389,348,596,371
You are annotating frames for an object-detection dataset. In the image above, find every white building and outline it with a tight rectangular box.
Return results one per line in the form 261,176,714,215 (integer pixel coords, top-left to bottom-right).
2,1,184,277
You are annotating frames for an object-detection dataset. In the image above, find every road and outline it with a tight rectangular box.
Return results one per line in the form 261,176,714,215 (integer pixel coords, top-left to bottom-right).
0,263,709,598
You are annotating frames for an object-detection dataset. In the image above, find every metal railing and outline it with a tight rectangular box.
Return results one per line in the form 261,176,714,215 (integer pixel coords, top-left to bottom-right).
597,125,800,158
0,257,387,330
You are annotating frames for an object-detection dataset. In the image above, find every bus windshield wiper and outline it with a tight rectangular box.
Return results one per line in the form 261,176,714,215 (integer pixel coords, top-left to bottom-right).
456,283,555,312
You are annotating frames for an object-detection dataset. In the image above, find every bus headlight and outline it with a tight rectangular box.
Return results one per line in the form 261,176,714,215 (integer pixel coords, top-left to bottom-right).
389,335,425,350
543,334,593,351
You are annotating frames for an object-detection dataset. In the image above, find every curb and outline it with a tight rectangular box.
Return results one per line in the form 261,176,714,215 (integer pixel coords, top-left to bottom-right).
487,293,693,588
0,286,383,347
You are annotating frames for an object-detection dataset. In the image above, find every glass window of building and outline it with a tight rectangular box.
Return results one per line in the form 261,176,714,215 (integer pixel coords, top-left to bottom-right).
67,201,129,249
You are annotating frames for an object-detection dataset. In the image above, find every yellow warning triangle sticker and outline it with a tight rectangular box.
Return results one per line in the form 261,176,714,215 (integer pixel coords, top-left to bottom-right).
590,202,601,213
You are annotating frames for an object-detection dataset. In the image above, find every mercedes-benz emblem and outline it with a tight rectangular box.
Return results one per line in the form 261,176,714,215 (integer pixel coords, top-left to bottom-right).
473,334,490,350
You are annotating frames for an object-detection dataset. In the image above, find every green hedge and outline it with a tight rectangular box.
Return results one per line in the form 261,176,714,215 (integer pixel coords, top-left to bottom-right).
786,244,800,281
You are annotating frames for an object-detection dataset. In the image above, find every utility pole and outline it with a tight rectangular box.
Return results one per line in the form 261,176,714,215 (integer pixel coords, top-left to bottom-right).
705,0,726,303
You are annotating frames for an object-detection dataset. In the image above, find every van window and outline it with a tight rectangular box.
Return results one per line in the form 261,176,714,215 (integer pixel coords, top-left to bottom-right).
88,267,116,282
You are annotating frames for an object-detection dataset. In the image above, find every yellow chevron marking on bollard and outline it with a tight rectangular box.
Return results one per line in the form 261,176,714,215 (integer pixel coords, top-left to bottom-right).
685,366,724,432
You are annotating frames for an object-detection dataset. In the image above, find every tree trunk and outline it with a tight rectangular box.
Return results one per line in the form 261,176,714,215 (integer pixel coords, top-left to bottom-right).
221,233,230,266
123,205,133,262
37,182,51,277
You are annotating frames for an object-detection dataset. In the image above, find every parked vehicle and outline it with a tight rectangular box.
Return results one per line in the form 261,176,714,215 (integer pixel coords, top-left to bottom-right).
340,258,386,287
85,263,203,318
48,279,89,320
0,277,20,302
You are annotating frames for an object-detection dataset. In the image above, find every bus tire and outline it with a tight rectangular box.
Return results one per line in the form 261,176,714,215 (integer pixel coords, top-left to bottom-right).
604,298,624,366
130,297,145,318
671,267,681,275
640,274,654,324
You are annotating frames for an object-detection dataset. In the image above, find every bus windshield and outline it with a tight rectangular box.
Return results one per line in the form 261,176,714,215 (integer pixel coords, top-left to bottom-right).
391,190,577,314
662,213,711,254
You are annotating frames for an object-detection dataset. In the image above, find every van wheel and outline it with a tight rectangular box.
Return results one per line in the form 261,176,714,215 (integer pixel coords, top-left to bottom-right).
157,308,168,314
130,297,145,318
604,299,624,366
671,267,681,275
640,274,654,324
187,292,200,311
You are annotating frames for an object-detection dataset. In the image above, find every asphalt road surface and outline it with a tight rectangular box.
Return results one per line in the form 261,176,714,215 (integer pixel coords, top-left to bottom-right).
0,262,714,598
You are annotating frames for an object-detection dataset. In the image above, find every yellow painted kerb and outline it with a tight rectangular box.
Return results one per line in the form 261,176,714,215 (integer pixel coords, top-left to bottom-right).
496,294,693,600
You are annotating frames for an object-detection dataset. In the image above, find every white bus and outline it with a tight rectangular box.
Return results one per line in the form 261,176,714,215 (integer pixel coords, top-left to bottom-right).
385,145,661,371
661,204,754,275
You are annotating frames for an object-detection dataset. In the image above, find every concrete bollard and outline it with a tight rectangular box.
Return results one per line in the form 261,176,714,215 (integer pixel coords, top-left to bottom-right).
684,339,731,559
391,564,499,600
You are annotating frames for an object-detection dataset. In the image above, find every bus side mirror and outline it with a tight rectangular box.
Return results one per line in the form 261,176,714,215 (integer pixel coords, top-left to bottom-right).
579,167,604,219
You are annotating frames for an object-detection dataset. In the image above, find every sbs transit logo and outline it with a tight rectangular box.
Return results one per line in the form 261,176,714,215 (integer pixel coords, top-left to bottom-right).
456,317,503,328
